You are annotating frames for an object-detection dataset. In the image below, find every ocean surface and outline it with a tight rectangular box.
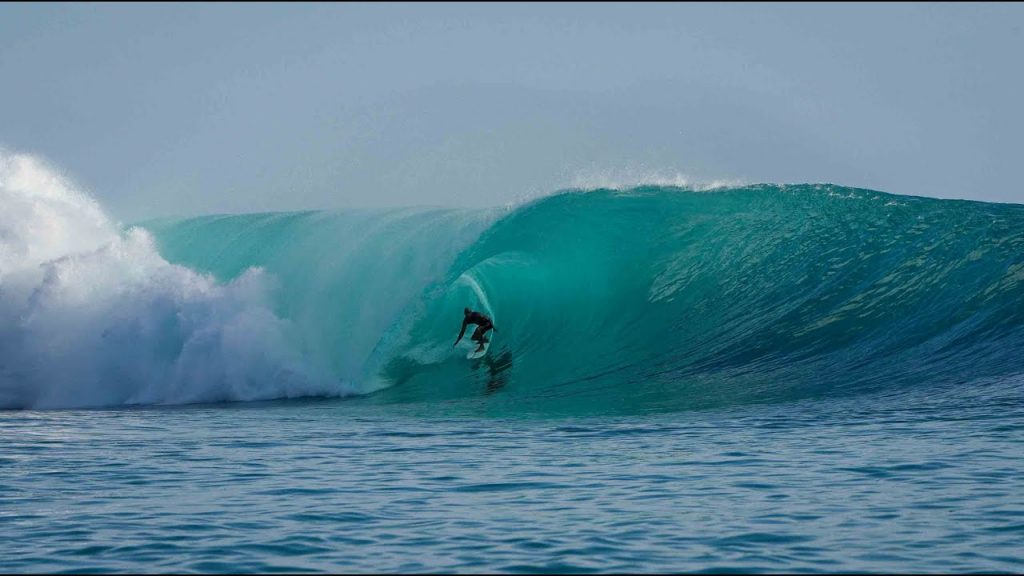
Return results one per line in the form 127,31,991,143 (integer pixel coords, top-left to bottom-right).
2,153,1023,572
3,386,1024,573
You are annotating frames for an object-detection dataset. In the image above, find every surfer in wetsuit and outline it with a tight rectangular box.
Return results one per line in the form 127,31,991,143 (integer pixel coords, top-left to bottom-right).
454,308,497,353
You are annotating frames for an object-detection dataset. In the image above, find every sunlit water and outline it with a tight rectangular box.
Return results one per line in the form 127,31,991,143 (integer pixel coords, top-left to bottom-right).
3,377,1022,573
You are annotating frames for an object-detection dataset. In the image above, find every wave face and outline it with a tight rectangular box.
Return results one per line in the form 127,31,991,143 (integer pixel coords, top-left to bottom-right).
3,152,1023,412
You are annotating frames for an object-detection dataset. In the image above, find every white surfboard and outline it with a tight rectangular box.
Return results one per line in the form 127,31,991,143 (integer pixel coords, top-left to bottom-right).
466,336,491,359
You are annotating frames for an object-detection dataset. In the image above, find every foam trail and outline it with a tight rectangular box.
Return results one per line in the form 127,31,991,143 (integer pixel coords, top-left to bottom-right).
0,151,345,409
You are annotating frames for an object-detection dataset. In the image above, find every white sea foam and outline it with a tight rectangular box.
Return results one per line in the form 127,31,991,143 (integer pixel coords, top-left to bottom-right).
0,151,345,409
499,168,744,211
568,167,744,192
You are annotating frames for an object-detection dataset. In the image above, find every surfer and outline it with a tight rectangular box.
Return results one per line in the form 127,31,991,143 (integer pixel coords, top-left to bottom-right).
454,308,497,353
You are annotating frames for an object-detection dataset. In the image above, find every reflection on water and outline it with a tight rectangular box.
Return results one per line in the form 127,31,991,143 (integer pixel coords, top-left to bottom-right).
473,349,513,395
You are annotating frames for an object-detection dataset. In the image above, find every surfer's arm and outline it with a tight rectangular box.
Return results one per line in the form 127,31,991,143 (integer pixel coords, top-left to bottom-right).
454,320,469,346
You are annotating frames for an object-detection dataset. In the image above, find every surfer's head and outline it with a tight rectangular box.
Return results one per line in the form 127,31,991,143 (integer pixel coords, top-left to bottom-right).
464,307,471,316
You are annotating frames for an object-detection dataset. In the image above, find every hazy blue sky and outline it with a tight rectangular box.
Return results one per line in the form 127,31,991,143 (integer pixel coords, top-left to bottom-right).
2,3,1022,219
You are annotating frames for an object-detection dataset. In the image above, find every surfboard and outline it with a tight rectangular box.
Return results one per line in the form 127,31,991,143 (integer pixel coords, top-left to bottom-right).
466,337,491,359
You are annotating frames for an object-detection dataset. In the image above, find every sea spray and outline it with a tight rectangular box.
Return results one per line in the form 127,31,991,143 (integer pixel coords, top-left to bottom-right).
0,152,344,409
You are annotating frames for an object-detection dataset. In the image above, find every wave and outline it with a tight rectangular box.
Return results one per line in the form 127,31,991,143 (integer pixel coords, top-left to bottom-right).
368,185,1024,412
3,151,1024,412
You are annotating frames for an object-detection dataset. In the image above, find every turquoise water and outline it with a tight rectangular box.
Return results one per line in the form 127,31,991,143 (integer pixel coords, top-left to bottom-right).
138,185,1024,414
3,184,1024,571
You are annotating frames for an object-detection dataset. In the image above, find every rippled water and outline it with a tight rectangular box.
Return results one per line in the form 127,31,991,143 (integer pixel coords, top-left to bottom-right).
2,379,1023,573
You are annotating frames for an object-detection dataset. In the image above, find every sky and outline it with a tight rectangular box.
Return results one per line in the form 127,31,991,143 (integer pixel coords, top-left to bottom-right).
1,2,1022,220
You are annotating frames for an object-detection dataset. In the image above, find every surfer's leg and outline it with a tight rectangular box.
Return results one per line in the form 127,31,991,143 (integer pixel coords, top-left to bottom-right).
471,326,488,352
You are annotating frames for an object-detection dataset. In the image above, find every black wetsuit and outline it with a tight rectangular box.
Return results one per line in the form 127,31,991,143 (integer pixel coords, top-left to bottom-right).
454,311,496,351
